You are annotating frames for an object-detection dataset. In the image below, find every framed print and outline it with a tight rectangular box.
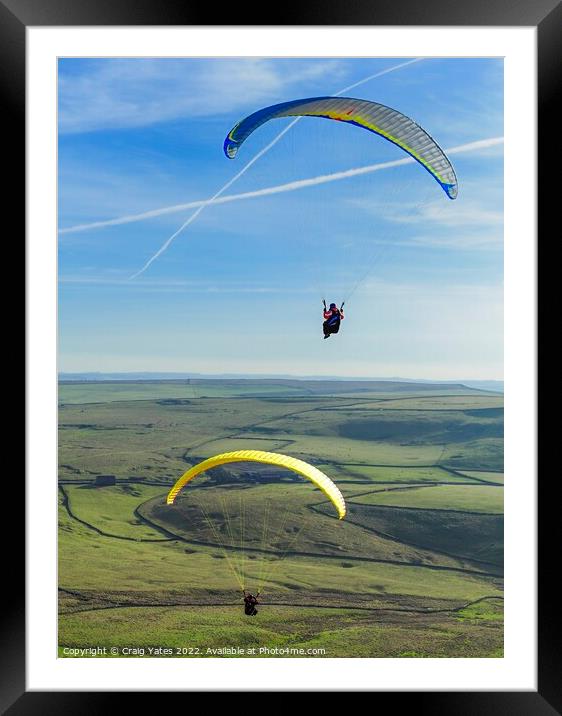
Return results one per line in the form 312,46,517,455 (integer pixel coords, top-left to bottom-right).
11,0,557,709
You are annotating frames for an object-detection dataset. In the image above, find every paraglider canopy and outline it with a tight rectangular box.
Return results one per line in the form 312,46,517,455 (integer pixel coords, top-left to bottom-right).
224,96,458,199
167,449,346,519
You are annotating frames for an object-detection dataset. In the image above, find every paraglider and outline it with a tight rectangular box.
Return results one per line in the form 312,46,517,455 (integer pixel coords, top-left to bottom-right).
243,590,260,616
323,300,345,339
224,96,458,339
167,450,346,603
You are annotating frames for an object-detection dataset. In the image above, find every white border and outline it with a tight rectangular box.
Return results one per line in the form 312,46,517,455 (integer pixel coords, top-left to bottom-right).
28,26,536,691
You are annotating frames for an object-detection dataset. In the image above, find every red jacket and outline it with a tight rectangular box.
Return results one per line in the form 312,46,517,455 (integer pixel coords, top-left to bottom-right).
324,307,344,320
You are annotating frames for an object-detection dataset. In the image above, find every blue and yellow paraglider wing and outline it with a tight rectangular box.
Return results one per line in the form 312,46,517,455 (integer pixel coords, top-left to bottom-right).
224,96,458,199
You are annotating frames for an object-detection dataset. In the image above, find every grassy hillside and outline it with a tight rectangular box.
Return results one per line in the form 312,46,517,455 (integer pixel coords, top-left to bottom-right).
58,379,504,658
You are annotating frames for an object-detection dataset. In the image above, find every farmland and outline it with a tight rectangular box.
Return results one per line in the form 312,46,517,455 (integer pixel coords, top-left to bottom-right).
59,379,503,658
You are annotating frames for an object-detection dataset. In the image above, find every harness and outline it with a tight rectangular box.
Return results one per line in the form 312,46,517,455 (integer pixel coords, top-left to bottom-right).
326,309,341,326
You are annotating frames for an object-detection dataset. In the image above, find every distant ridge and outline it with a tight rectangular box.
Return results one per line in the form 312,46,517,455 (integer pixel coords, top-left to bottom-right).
58,372,503,393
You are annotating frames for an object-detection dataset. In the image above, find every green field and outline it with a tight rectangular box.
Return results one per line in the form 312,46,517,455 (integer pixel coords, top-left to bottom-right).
349,484,503,513
455,470,504,484
317,464,475,484
59,379,504,658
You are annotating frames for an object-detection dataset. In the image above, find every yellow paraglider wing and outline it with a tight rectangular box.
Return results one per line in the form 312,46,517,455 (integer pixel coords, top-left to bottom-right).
166,449,346,519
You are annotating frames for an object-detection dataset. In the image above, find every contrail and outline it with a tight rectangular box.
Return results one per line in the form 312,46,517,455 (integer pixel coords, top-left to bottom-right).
129,58,427,278
335,57,425,94
61,137,503,235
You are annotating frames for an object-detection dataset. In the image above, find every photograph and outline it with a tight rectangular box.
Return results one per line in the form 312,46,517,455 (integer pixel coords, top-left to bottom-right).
10,0,553,700
57,55,505,660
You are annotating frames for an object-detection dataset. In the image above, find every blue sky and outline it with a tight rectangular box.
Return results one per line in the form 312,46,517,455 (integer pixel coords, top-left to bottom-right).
58,57,503,379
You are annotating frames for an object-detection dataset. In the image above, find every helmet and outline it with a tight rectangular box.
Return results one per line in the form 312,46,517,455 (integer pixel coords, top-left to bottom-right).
329,303,336,309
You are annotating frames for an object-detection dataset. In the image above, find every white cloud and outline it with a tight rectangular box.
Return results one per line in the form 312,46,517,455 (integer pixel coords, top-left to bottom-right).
58,274,294,293
406,232,503,250
351,196,503,229
58,58,342,134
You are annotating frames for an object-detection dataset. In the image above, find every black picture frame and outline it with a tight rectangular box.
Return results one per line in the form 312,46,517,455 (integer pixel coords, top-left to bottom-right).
11,0,556,709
